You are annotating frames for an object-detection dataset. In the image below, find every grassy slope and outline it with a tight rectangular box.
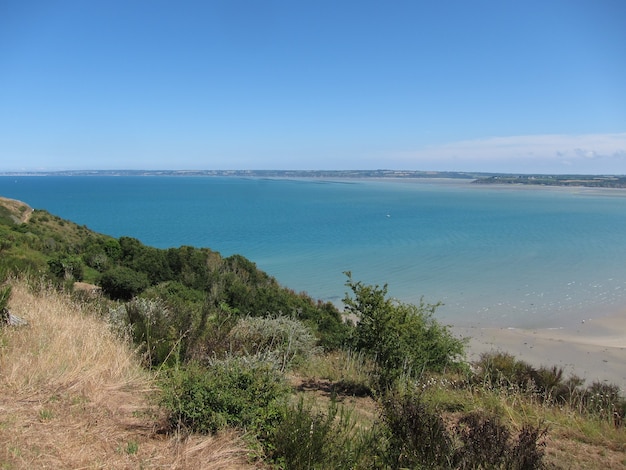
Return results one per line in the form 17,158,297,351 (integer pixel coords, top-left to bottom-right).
1,196,625,469
296,354,626,469
0,280,253,469
2,281,624,469
0,197,110,283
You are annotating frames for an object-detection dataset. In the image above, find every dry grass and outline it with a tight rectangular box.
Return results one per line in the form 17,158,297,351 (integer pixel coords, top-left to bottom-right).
0,197,33,224
0,279,254,469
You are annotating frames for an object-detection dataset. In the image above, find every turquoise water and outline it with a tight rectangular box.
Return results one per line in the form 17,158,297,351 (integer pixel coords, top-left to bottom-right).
2,176,626,328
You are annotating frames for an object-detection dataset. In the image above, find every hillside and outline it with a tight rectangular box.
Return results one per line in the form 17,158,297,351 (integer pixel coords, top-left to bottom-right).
1,196,625,469
0,195,349,356
0,279,253,469
0,197,33,224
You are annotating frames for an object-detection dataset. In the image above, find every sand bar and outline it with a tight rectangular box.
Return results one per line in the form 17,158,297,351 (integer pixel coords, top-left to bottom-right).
453,311,626,391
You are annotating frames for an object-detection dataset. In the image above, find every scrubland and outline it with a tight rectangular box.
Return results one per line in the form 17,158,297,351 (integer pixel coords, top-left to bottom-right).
1,196,625,469
1,279,625,469
0,280,252,469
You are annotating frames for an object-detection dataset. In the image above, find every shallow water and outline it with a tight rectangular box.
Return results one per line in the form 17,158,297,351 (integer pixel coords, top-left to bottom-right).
2,176,626,328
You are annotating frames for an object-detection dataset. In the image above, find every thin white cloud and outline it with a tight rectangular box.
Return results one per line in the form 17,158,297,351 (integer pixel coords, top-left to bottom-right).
395,133,626,174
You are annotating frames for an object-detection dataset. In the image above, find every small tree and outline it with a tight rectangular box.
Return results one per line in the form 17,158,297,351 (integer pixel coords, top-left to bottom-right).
99,266,149,300
47,255,84,281
343,273,465,390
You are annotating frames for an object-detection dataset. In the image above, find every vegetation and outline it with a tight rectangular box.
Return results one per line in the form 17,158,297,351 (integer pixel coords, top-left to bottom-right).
474,351,626,425
0,198,349,363
161,357,290,436
344,273,466,391
1,196,625,469
473,174,626,188
6,169,626,188
0,279,254,468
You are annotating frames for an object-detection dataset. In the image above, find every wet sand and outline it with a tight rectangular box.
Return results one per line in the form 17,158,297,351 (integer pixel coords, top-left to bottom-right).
453,311,626,390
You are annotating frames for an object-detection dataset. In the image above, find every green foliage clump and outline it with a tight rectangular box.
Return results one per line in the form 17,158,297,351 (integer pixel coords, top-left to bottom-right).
47,255,84,282
109,298,175,367
99,266,150,300
0,206,16,226
344,273,466,390
0,284,11,320
161,357,290,436
229,315,320,372
581,381,626,424
475,351,536,391
453,411,548,470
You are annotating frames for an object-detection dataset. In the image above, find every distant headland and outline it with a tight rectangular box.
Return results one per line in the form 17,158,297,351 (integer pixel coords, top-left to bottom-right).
2,169,626,188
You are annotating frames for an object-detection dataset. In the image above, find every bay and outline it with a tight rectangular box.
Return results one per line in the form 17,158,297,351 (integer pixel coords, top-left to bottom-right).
2,175,626,328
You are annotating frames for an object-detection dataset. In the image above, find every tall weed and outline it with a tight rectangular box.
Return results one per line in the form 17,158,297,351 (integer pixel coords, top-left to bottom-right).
270,397,380,469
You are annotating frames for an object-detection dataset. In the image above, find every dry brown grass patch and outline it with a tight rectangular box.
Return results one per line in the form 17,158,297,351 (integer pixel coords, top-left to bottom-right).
0,280,253,469
544,435,626,469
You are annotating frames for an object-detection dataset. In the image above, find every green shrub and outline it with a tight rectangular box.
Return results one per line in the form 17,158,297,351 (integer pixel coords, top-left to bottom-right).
476,351,539,391
47,255,84,282
344,273,466,390
510,424,549,470
98,266,149,300
581,381,626,424
378,391,547,470
454,412,512,468
476,351,592,407
228,315,320,371
161,357,290,436
0,257,42,278
109,298,176,367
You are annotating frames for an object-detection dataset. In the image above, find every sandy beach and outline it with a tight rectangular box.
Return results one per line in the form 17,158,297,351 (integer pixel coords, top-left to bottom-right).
453,311,626,391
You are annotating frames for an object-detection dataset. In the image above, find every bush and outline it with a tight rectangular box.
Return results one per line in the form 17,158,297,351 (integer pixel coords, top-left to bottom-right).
378,391,547,470
161,357,290,436
0,284,11,312
379,390,453,468
109,298,176,367
476,351,591,407
344,273,466,390
581,381,626,424
454,412,547,470
475,351,536,390
98,266,149,300
454,411,511,467
47,255,84,282
228,315,320,371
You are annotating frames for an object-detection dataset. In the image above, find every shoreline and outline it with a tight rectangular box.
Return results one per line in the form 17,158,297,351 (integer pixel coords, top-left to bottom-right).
453,311,626,390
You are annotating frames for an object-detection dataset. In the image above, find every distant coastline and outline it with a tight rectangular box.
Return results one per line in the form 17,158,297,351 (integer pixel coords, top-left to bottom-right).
2,169,626,188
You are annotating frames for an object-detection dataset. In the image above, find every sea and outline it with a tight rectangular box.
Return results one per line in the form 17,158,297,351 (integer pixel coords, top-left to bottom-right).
2,175,626,329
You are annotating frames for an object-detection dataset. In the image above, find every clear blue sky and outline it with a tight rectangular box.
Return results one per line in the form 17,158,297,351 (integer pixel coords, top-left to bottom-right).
1,0,625,174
